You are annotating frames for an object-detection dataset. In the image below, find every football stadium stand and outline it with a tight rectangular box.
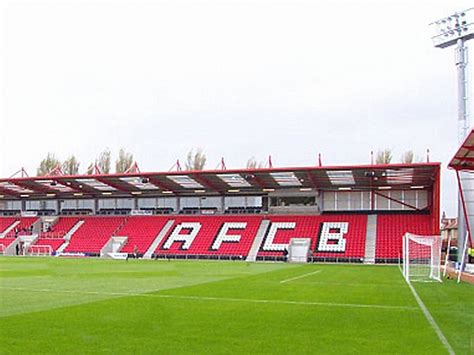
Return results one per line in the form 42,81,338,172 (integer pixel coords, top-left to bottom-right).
0,162,440,263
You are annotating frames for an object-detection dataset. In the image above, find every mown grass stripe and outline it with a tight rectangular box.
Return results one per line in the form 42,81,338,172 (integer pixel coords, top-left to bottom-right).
0,286,418,311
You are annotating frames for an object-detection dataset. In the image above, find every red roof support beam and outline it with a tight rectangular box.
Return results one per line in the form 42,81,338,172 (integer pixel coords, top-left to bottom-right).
8,180,53,195
247,174,266,189
432,167,441,235
146,177,175,192
48,179,84,193
456,169,472,248
373,190,421,211
305,172,319,189
191,174,223,193
0,186,18,198
94,178,130,193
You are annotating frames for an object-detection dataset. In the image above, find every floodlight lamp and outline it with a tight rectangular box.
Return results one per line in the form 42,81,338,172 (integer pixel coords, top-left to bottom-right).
430,7,474,48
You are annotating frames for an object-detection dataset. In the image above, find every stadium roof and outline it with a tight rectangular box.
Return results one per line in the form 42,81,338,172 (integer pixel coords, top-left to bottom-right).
449,128,474,171
0,163,440,199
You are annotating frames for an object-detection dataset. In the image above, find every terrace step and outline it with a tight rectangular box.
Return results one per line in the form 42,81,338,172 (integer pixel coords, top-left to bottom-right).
143,219,175,259
0,221,20,238
64,220,85,241
246,219,270,262
364,215,377,264
56,220,85,254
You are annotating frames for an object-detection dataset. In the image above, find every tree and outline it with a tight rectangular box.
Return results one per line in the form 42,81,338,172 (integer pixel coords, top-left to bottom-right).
97,149,111,174
115,148,134,173
375,149,392,164
185,148,206,170
246,157,265,169
62,155,80,175
37,153,61,176
401,150,414,164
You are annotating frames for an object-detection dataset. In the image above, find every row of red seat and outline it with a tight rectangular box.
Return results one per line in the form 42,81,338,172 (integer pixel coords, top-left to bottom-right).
0,215,435,260
63,217,125,254
376,214,433,259
0,218,17,234
39,217,81,238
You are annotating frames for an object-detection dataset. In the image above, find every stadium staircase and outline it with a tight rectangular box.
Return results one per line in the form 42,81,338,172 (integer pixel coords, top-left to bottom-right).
100,236,128,258
2,238,20,255
143,219,175,259
117,216,171,255
56,220,86,254
64,220,86,240
246,219,270,262
363,215,377,264
5,217,38,237
0,220,19,238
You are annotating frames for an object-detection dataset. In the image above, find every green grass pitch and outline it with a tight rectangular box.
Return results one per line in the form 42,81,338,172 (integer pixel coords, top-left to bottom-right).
0,258,472,354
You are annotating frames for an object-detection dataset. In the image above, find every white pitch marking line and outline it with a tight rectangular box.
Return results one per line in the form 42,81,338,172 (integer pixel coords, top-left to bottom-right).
406,282,455,355
280,270,322,284
0,286,417,311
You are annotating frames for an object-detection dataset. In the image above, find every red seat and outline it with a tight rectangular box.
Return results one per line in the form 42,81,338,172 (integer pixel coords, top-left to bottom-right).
154,215,263,257
375,214,433,260
64,217,126,254
116,216,170,254
257,215,367,260
39,217,81,238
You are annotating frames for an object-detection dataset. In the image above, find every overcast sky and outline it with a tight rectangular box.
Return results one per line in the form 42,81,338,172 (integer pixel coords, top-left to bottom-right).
0,0,472,215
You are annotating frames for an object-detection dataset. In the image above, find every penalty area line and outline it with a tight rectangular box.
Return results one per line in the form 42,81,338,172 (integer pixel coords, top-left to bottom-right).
280,270,322,284
0,285,417,311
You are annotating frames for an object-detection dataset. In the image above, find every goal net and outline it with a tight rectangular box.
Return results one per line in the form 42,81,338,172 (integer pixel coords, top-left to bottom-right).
403,233,442,282
26,245,52,257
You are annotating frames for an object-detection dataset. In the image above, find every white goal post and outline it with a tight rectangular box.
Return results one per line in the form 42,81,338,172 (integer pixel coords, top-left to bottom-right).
26,245,53,257
403,233,442,283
